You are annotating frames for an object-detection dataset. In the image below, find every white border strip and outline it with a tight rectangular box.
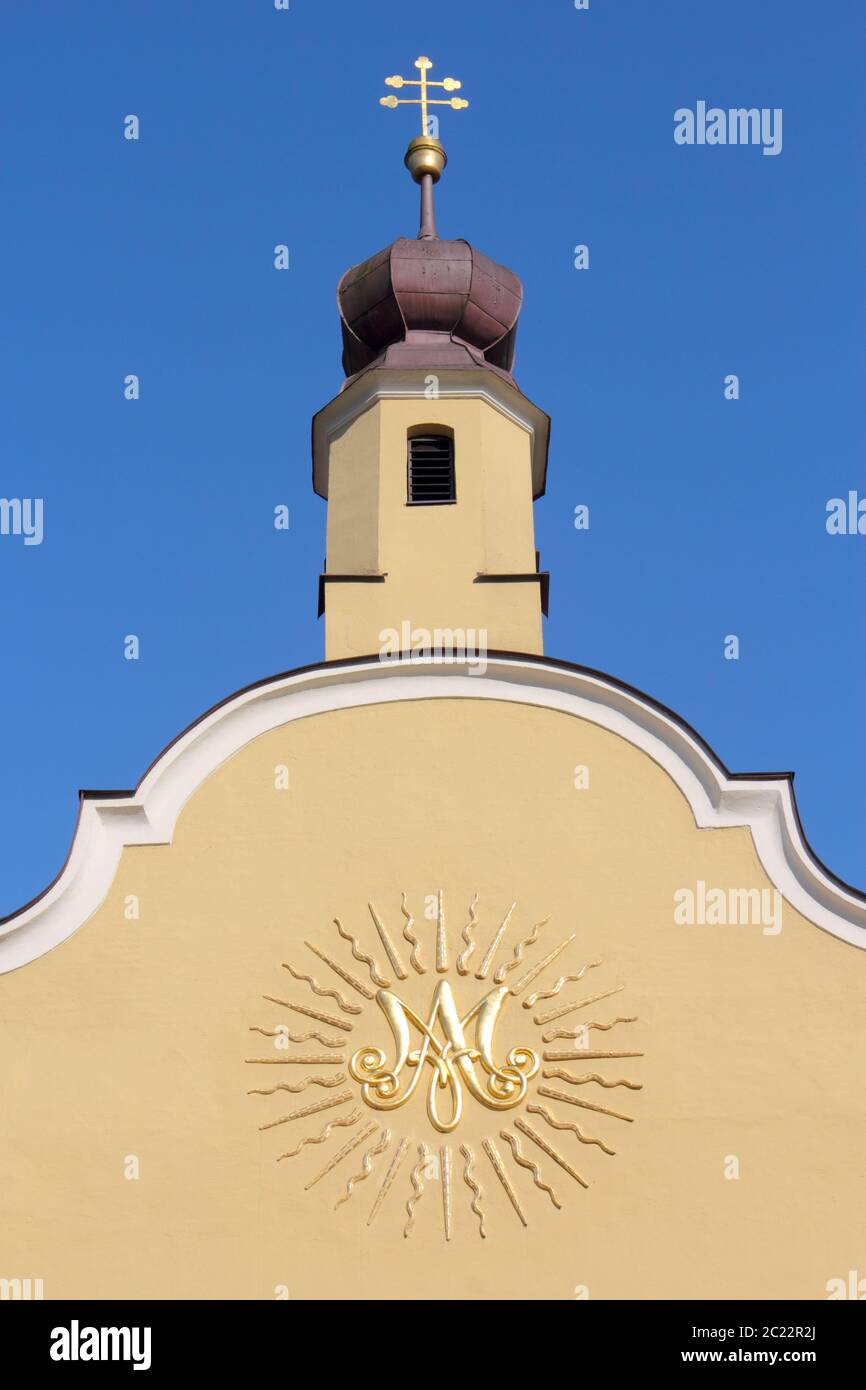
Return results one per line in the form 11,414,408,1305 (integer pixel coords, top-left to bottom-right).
1,656,863,972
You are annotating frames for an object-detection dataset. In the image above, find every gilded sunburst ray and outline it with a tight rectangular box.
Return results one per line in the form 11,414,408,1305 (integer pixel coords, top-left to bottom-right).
247,892,644,1240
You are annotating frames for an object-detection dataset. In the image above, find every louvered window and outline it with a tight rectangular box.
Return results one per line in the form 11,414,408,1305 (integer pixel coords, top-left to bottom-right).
407,433,455,504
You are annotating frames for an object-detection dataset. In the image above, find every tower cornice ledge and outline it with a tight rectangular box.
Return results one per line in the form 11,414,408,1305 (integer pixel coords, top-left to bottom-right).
312,367,551,501
1,653,864,972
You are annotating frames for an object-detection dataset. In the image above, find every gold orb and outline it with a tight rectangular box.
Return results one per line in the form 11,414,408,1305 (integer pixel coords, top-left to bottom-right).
404,135,447,184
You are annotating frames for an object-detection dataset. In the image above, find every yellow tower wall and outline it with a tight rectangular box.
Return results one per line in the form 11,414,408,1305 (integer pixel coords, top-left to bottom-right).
323,398,543,658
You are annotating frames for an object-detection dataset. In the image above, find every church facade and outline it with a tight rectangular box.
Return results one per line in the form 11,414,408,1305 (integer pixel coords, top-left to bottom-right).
1,101,864,1303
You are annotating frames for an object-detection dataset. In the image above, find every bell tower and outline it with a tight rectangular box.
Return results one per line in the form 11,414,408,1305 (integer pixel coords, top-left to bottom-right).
312,58,550,661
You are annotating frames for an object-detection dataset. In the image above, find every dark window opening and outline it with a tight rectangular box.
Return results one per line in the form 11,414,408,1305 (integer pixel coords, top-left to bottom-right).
407,433,455,505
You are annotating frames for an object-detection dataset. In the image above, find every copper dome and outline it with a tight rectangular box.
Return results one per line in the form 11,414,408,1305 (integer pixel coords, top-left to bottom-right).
337,236,523,386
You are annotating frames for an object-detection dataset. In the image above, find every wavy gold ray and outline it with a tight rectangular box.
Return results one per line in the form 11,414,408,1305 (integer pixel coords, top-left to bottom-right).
248,1026,345,1048
482,1136,527,1227
542,1015,638,1044
459,1143,486,1239
334,1128,391,1210
436,889,447,974
282,962,362,1015
304,1120,378,1191
475,901,516,981
456,893,479,976
304,942,375,1000
537,1085,634,1122
334,917,391,988
368,902,408,981
401,893,426,975
258,1092,353,1131
513,1117,588,1189
404,1142,430,1238
508,933,576,996
494,916,549,984
247,1074,348,1096
528,1103,616,1155
244,1055,346,1066
499,1128,562,1209
543,1048,643,1062
368,1136,411,1227
522,959,603,1009
541,1067,643,1091
276,1109,362,1160
262,995,353,1033
441,1144,453,1241
533,984,624,1027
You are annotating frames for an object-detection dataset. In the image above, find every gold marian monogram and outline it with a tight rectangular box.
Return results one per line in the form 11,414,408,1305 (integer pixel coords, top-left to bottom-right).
350,981,539,1134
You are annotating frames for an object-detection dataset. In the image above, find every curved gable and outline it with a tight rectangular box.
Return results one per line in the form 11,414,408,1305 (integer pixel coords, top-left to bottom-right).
1,653,864,973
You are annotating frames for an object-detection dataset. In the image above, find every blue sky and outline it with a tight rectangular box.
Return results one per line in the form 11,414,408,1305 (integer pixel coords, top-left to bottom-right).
1,0,864,914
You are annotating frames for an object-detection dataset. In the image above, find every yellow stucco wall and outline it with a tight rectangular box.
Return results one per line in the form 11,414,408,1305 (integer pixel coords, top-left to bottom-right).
1,696,863,1300
324,399,543,658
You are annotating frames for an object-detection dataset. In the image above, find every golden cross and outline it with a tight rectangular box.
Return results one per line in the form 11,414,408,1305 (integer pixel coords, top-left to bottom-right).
380,55,468,136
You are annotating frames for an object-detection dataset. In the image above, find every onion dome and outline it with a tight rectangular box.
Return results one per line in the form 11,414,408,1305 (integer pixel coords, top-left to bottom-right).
337,130,523,387
338,238,523,384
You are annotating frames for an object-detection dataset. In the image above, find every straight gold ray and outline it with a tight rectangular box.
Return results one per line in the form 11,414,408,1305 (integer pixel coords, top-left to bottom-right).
475,901,516,980
436,889,448,973
441,1144,453,1241
304,941,375,1000
368,902,408,980
482,1136,527,1227
513,1117,589,1189
509,933,577,996
304,1120,379,1191
368,1136,411,1226
537,1085,634,1122
262,995,353,1033
258,1091,353,1131
533,984,625,1027
543,1048,644,1062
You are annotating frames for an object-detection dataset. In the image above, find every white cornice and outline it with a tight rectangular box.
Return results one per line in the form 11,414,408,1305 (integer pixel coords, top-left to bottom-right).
1,655,864,972
311,368,550,500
